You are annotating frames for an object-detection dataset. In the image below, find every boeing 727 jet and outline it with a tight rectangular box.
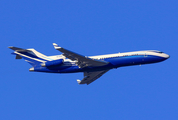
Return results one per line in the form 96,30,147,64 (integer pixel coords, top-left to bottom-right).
9,43,169,85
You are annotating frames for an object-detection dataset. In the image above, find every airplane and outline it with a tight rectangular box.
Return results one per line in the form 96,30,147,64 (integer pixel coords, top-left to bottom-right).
8,43,170,85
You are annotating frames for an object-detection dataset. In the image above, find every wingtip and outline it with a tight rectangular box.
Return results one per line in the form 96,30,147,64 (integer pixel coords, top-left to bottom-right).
52,43,57,46
8,46,13,48
77,79,81,84
52,43,61,49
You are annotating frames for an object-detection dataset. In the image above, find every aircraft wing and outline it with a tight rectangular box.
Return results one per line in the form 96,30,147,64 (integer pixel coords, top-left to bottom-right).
53,43,108,68
77,70,109,85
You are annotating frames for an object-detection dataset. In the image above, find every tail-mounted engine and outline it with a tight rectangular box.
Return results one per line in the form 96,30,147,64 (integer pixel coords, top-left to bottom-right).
41,59,63,67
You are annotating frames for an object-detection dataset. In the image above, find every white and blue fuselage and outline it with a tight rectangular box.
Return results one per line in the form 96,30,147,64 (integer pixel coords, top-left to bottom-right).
9,44,169,85
31,50,169,73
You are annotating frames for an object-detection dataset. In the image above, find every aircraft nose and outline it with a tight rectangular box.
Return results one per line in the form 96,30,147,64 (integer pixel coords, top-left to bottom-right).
167,54,170,58
164,53,170,59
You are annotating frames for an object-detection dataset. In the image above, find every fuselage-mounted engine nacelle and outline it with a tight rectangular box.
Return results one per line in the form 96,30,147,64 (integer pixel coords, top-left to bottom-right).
41,59,63,67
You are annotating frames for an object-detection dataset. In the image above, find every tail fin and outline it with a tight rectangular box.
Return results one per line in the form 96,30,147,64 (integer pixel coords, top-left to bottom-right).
8,46,49,67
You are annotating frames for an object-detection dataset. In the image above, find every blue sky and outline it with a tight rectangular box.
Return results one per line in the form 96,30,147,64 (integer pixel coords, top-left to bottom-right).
1,0,178,119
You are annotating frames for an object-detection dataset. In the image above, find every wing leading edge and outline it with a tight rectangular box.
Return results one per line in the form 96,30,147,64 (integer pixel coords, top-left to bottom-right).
53,43,108,68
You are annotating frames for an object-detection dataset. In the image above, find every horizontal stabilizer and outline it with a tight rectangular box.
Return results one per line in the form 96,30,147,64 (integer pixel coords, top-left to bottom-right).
15,54,22,59
8,46,30,52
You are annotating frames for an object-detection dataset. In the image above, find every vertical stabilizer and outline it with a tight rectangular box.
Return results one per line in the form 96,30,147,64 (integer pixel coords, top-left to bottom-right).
9,46,49,67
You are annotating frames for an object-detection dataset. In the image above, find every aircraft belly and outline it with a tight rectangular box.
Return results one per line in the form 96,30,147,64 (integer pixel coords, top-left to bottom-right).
106,55,166,67
58,65,112,73
105,56,142,66
141,55,167,64
33,64,112,73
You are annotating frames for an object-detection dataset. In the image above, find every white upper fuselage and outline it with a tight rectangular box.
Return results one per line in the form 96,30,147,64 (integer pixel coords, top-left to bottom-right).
89,50,169,59
61,50,169,63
